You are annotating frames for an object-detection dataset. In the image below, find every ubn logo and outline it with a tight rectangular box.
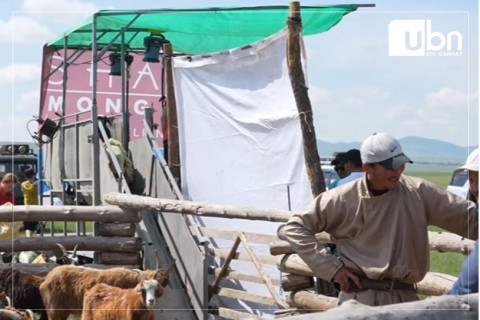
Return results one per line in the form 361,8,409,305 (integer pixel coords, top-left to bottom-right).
388,20,463,57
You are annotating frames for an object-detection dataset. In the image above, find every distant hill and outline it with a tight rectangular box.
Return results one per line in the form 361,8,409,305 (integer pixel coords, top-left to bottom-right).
317,136,476,165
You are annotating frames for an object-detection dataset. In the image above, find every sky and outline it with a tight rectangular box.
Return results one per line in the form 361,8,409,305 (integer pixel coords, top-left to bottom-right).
0,0,478,147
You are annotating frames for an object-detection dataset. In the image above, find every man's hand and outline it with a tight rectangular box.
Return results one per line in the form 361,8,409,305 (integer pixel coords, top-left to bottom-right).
333,267,362,292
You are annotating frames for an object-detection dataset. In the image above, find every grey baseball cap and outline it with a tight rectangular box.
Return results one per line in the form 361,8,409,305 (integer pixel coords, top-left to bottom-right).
360,133,413,170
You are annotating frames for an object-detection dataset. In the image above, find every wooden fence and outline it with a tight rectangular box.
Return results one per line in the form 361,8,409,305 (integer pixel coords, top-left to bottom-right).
0,205,142,267
0,197,472,318
105,193,473,319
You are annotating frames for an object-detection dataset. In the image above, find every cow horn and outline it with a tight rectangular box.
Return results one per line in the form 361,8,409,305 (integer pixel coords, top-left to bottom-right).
26,309,37,320
54,243,68,258
72,244,78,257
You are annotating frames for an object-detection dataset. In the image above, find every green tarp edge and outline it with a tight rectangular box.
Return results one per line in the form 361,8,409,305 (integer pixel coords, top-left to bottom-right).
46,5,358,55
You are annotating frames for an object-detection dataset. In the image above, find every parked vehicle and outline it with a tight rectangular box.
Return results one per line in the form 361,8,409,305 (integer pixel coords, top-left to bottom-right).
322,164,339,190
446,170,469,199
0,143,37,205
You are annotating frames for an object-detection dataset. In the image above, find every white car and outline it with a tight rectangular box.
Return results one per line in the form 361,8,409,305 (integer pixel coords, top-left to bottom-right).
322,164,339,190
446,170,469,199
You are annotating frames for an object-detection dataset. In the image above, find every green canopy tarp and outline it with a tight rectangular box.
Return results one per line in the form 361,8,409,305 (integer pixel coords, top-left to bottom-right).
46,5,359,54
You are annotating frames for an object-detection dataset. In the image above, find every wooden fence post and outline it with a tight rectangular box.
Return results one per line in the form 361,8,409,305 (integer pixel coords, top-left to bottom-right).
287,1,325,196
163,43,181,186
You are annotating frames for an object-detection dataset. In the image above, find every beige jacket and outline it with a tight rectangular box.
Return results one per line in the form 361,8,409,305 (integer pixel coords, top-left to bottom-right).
283,175,477,304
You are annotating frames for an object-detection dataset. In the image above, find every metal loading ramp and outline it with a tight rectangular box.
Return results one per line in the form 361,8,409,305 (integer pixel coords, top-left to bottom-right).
129,122,207,320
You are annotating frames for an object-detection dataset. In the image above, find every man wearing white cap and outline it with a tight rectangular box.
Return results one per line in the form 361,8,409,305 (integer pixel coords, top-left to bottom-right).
452,148,478,203
281,133,478,306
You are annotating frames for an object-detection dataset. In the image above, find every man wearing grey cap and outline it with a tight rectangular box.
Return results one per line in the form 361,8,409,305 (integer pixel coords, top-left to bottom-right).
281,132,478,306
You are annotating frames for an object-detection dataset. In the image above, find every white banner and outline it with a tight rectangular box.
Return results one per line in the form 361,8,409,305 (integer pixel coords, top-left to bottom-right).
174,29,311,213
173,29,312,316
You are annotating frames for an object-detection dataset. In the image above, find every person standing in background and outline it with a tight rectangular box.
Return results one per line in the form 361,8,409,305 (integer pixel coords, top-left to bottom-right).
0,173,16,206
329,152,348,189
21,169,39,237
337,149,363,187
0,173,17,235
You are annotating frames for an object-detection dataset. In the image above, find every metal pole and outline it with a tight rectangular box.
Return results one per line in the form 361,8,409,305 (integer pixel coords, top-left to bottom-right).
61,36,68,236
95,14,140,61
91,14,101,206
75,114,81,235
45,48,86,80
48,138,54,236
37,148,43,206
121,33,129,152
37,147,44,236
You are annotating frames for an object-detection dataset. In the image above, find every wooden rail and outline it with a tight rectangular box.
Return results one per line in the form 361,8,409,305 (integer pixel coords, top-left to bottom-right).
277,254,457,296
0,236,141,252
104,193,292,222
287,291,338,310
283,293,478,320
0,263,139,275
0,205,140,222
106,194,475,255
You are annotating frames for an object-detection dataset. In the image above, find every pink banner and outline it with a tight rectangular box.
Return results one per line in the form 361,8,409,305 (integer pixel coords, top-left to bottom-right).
39,48,164,143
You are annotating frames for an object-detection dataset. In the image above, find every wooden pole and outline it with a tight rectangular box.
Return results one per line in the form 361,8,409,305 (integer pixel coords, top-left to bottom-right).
209,235,242,299
276,224,475,255
287,290,339,310
163,43,181,185
282,293,478,320
0,236,141,253
428,231,475,255
287,1,325,196
104,193,292,222
0,263,139,275
417,272,458,296
238,232,289,309
277,254,313,276
281,274,315,292
0,205,140,222
277,254,457,296
98,222,136,237
99,252,142,265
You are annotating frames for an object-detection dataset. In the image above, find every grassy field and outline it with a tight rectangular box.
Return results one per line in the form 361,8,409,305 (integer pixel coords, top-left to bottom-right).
408,171,465,278
42,221,93,234
0,221,93,240
407,171,452,189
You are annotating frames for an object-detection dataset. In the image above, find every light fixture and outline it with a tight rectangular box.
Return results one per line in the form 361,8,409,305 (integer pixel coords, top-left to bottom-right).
109,52,134,76
143,34,169,63
0,144,30,155
28,116,60,147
